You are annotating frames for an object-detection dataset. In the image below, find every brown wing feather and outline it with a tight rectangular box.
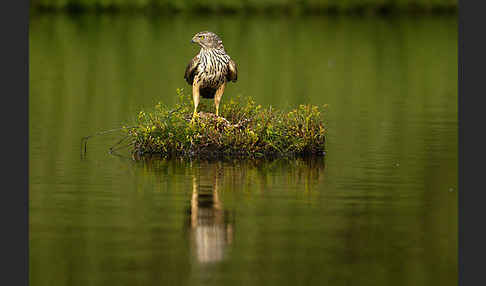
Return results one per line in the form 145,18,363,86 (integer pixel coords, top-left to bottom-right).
227,59,238,82
184,55,199,85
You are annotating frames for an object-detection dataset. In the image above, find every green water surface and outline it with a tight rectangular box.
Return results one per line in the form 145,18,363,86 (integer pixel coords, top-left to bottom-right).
30,13,457,286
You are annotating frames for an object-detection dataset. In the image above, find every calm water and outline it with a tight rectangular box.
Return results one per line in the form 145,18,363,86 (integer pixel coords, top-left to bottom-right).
30,13,457,286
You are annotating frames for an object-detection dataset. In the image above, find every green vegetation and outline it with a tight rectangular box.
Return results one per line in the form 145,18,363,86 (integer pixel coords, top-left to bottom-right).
31,0,457,14
125,89,326,159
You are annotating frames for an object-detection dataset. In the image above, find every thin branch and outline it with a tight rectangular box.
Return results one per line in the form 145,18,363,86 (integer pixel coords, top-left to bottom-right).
109,142,135,154
81,126,137,159
109,135,130,151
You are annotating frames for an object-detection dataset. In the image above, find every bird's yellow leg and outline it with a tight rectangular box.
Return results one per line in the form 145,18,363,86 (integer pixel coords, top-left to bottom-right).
214,82,226,117
192,79,201,122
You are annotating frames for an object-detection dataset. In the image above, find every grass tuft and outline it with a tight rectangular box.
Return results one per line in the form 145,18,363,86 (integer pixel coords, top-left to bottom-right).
124,89,327,159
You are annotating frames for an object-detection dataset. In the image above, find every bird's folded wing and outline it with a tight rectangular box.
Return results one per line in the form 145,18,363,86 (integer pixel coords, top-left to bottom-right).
184,56,199,85
227,59,238,82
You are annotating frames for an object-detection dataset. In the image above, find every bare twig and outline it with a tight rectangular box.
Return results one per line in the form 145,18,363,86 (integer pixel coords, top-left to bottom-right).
109,141,135,154
109,135,130,152
81,126,136,159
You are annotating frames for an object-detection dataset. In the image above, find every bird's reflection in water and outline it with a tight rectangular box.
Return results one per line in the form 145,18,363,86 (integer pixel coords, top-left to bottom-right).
131,155,325,265
185,161,234,264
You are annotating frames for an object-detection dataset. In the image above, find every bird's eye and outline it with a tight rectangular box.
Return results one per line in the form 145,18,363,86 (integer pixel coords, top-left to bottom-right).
199,35,204,39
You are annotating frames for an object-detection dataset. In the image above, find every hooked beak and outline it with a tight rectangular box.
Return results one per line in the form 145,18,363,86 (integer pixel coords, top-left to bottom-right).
191,38,196,44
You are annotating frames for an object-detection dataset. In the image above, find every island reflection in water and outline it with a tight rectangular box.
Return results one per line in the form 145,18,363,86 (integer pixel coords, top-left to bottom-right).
129,155,325,266
180,157,325,264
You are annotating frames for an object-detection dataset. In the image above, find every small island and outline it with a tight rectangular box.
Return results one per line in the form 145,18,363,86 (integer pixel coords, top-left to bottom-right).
123,89,327,159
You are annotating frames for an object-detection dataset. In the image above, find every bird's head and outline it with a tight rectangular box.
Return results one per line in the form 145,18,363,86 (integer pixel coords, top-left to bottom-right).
191,31,224,50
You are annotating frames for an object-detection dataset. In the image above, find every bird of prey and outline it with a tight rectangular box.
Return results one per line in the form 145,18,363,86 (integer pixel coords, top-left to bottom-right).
184,31,238,119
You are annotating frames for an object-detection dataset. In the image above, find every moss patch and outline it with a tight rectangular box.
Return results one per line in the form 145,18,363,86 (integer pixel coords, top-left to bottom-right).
124,89,327,159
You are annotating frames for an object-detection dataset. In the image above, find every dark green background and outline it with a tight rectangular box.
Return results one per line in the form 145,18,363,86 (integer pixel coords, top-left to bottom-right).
30,14,457,286
31,0,457,13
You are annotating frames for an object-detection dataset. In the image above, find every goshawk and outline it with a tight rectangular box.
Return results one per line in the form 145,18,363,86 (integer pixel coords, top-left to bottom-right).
184,31,238,118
